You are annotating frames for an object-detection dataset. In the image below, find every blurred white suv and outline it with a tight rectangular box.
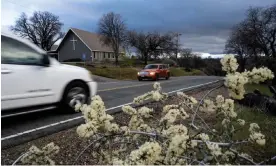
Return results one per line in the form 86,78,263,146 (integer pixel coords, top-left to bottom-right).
1,32,97,117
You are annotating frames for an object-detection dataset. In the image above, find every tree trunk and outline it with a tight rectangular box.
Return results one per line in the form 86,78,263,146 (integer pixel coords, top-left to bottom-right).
144,53,148,65
115,50,119,66
239,57,246,72
271,42,276,58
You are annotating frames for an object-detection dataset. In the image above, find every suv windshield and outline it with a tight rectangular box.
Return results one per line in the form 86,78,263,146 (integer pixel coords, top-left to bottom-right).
144,64,159,69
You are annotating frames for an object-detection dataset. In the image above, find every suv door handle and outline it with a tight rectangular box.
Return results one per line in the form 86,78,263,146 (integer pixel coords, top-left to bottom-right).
1,69,12,74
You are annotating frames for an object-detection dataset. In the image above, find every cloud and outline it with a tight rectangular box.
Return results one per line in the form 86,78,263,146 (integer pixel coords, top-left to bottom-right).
1,0,275,53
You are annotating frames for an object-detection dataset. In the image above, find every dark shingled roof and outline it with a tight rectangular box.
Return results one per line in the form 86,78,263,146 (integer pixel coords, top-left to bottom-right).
50,44,58,51
56,28,123,53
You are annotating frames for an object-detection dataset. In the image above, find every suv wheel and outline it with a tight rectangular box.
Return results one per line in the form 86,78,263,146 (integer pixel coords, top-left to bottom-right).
166,73,170,80
61,82,89,113
154,74,159,81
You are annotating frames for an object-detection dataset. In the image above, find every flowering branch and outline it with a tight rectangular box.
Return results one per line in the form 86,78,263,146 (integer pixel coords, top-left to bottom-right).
16,56,274,165
74,136,105,164
194,140,248,147
191,84,223,129
230,148,257,165
258,155,276,165
12,152,30,166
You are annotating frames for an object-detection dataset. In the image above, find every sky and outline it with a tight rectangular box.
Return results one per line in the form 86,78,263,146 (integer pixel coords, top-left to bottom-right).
1,0,275,58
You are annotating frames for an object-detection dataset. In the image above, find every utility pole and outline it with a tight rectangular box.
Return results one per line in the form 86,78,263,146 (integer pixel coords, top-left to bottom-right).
175,33,181,63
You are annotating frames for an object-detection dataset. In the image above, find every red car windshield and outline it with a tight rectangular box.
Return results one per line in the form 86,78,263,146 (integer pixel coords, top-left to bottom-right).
144,64,159,69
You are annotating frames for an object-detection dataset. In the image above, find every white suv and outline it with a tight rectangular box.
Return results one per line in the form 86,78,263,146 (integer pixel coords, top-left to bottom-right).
1,32,97,117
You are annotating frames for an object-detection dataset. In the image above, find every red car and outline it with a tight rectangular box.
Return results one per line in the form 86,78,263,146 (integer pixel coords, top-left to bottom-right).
137,64,170,81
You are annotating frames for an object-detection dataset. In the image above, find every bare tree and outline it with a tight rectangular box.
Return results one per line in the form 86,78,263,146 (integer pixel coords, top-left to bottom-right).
224,24,253,72
98,12,127,65
11,11,64,51
242,5,276,57
127,31,174,65
179,48,193,58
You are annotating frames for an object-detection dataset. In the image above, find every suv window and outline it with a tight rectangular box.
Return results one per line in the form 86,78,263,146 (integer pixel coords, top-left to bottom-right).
1,36,42,65
144,64,159,69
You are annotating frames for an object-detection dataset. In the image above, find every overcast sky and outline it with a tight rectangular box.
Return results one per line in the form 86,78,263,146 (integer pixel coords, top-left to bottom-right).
1,0,275,57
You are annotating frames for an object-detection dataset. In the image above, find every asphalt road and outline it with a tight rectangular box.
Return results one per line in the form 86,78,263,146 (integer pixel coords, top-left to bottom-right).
1,76,221,148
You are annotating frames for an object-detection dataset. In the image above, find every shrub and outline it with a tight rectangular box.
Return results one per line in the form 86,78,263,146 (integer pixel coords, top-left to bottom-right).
17,55,275,165
162,59,176,67
63,58,82,62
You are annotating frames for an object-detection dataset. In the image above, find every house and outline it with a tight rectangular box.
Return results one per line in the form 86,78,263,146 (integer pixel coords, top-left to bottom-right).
50,28,124,62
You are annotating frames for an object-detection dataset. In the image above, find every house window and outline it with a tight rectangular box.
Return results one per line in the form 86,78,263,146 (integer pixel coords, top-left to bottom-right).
103,52,106,58
108,53,110,58
93,52,96,59
112,53,115,58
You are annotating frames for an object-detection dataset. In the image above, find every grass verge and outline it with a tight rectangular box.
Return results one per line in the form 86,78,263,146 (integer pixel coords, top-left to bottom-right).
245,83,273,96
65,63,204,80
233,104,276,163
169,67,203,77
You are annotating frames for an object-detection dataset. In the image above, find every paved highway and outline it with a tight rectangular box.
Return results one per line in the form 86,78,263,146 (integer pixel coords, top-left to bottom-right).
1,76,221,147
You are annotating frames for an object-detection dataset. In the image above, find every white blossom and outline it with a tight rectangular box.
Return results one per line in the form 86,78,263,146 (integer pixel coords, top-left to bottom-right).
128,142,162,165
224,72,248,99
222,118,230,128
161,109,180,125
245,67,274,84
222,151,235,161
249,123,260,133
21,143,59,165
197,133,209,142
249,132,266,146
122,105,137,115
162,124,188,138
76,95,119,137
153,82,161,91
220,54,239,73
237,119,245,126
190,140,198,148
163,105,179,113
200,99,215,112
152,91,163,101
206,142,222,157
137,106,153,118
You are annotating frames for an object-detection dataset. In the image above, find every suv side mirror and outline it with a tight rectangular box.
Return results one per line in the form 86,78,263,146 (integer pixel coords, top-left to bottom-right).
41,54,50,67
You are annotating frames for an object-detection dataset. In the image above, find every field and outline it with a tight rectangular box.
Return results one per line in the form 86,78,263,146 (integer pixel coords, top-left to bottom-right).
65,62,204,80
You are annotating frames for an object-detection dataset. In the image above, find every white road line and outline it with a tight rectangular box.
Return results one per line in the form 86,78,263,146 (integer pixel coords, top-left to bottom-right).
1,80,220,141
167,80,220,94
99,82,118,84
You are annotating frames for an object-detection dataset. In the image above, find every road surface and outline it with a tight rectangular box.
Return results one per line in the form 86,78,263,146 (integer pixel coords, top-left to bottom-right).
1,76,221,148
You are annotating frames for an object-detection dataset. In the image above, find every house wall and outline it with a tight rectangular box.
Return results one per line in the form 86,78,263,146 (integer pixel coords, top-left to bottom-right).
58,31,91,62
92,51,118,61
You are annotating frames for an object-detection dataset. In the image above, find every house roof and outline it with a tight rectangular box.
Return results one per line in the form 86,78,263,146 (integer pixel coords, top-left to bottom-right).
56,28,123,53
50,44,58,51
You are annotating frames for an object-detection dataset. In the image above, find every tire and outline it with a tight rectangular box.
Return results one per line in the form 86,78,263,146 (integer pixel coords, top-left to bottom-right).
138,77,142,81
60,81,89,113
154,74,159,81
166,73,170,80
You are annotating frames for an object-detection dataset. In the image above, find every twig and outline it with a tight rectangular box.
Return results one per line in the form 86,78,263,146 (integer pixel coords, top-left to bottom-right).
193,140,248,147
230,148,257,165
190,108,211,131
258,155,276,165
74,136,105,164
191,84,223,128
129,130,159,137
12,152,30,165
